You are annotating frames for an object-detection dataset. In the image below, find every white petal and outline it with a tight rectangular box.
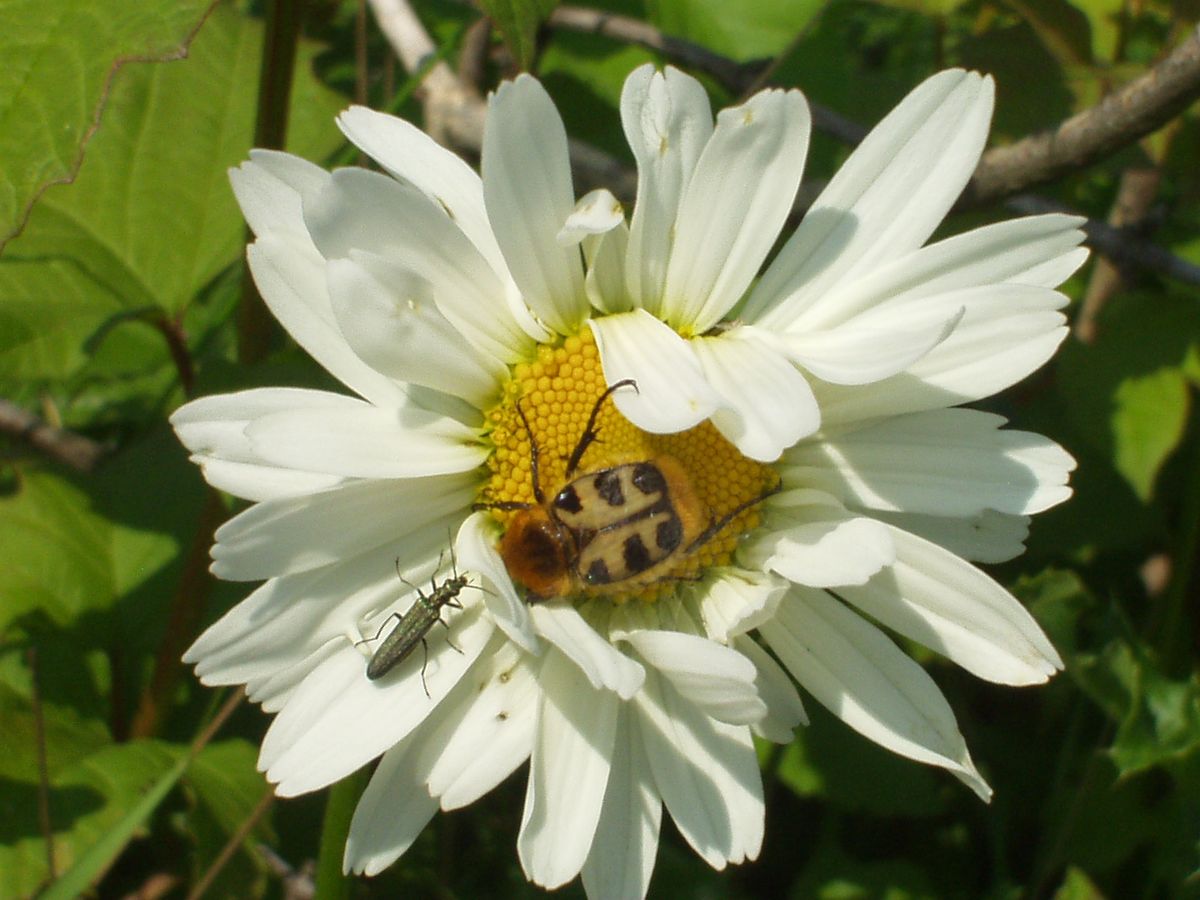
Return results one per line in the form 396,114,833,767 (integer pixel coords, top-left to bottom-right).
172,387,359,464
786,408,1075,517
189,457,343,502
869,508,1030,564
761,587,991,800
211,473,477,581
691,329,819,461
245,402,485,480
246,237,408,409
589,309,719,433
558,188,624,245
188,530,451,683
813,284,1068,425
260,603,494,795
586,220,632,314
747,70,994,327
230,150,327,243
326,256,506,408
835,524,1062,684
621,64,714,313
424,639,538,810
483,75,588,333
773,307,962,385
343,730,439,876
303,166,535,362
741,492,895,588
662,87,811,332
635,668,763,868
695,567,789,642
581,708,662,900
248,641,341,712
336,105,511,280
733,634,808,742
456,512,539,654
786,213,1087,330
519,648,618,888
530,603,645,699
622,630,766,725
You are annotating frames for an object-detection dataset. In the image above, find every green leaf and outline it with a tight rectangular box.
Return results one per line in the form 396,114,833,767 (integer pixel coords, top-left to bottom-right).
0,4,346,383
0,0,214,247
0,684,183,900
1058,291,1200,503
1110,367,1190,501
181,740,273,896
648,0,826,60
0,427,204,637
39,741,188,900
480,0,558,70
775,705,947,816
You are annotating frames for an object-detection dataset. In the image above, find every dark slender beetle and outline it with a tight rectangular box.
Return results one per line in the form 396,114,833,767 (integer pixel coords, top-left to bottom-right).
361,547,477,694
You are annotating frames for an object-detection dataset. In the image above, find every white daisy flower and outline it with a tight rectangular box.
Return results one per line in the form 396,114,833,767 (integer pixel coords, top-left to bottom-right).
173,63,1082,897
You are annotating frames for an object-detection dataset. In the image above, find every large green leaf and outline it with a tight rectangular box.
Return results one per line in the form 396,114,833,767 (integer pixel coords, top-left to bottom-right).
0,684,182,900
0,0,214,247
0,4,346,383
0,428,204,637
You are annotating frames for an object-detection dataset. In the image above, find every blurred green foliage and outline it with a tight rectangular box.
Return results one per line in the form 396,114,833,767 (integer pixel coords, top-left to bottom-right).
0,0,1198,897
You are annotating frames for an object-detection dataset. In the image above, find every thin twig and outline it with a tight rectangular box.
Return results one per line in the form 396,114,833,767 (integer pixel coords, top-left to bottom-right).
129,489,226,739
0,400,106,472
1006,194,1200,287
187,787,275,900
27,648,56,880
547,5,757,89
1075,166,1163,342
191,688,246,756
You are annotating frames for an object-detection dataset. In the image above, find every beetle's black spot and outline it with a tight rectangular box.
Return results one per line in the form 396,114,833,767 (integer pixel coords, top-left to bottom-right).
585,558,612,584
554,484,583,513
656,515,682,551
632,463,666,494
623,534,653,573
594,470,625,506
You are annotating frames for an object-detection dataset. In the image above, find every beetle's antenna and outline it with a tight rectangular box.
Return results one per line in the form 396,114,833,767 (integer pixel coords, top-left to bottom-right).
565,379,639,476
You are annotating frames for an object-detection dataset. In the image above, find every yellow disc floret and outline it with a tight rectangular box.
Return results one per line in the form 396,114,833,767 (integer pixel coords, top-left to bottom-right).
481,329,778,604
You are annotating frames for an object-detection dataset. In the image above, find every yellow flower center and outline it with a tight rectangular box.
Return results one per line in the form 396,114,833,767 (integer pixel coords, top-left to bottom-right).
479,328,778,603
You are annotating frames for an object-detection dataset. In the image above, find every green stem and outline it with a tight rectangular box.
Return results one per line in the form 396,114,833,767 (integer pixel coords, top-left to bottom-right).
238,0,303,365
313,767,371,900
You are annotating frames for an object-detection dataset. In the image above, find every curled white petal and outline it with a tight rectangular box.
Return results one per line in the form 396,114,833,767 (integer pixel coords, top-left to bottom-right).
621,629,767,725
589,309,719,433
530,603,645,699
456,512,539,654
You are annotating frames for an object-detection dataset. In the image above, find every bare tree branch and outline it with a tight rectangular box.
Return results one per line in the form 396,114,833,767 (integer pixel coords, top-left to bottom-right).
366,0,484,147
964,26,1200,206
0,400,106,472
